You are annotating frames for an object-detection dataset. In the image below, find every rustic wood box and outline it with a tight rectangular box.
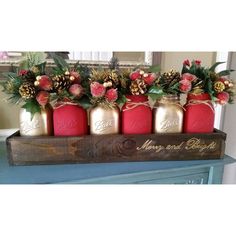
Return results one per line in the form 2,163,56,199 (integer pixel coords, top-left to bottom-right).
6,129,226,166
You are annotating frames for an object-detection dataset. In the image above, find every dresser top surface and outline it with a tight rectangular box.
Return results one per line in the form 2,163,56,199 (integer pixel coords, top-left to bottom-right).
0,138,235,184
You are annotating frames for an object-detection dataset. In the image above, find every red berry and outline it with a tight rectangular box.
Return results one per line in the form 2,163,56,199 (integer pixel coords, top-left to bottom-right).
216,92,229,105
144,73,156,85
70,71,81,84
36,91,50,106
19,70,28,76
195,60,201,65
130,71,141,80
37,75,53,91
183,59,190,66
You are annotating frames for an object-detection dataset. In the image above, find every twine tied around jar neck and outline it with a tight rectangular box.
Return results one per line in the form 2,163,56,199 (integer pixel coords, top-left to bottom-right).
53,101,79,109
186,99,215,113
123,100,150,111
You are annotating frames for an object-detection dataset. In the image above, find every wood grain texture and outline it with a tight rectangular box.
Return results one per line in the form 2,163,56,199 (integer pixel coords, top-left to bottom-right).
6,129,226,166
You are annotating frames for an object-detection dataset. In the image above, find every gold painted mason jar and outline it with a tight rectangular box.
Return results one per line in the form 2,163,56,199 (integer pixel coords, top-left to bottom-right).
89,103,120,135
153,95,183,133
19,104,53,136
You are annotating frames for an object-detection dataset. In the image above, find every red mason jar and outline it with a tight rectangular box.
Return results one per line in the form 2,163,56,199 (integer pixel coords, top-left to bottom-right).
183,93,215,133
53,103,88,136
121,95,152,134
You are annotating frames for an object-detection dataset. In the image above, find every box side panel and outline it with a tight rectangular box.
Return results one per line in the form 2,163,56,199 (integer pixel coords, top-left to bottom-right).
7,132,226,165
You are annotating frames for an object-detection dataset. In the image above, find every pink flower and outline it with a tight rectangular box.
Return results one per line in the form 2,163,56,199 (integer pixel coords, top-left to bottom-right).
143,73,156,85
69,84,84,98
70,71,81,84
183,59,190,66
195,60,201,65
179,79,192,93
90,82,106,97
216,92,229,105
182,73,197,82
130,71,141,81
105,88,118,102
36,75,53,91
36,91,50,106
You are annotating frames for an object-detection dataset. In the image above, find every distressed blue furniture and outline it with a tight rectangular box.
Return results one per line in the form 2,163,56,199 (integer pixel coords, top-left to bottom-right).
0,137,235,184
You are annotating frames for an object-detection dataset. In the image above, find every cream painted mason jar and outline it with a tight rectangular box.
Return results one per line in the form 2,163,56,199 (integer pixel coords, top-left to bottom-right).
89,103,120,135
19,104,53,136
153,95,183,133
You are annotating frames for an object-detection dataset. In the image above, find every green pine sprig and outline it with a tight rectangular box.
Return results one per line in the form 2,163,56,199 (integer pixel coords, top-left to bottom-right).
51,53,69,73
22,99,41,120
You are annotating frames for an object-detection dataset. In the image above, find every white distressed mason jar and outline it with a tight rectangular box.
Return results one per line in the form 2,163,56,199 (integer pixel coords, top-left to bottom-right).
19,104,53,136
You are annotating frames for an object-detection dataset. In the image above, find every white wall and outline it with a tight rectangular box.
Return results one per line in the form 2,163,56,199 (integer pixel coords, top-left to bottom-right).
222,52,236,184
161,52,216,72
0,90,20,129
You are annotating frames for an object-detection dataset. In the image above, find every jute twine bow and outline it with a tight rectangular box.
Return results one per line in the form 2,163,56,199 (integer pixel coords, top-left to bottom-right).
123,101,150,111
53,101,79,110
186,99,215,113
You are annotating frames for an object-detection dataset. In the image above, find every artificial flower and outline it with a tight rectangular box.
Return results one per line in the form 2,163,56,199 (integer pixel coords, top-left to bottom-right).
182,73,197,82
69,84,84,98
105,88,118,102
179,79,192,93
90,82,106,97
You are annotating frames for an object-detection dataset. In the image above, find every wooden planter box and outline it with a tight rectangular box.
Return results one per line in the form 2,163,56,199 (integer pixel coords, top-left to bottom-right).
6,129,226,166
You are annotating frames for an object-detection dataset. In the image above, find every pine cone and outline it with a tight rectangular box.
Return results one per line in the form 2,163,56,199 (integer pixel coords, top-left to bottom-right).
130,79,147,95
103,70,119,87
19,82,36,99
161,69,181,85
52,73,71,93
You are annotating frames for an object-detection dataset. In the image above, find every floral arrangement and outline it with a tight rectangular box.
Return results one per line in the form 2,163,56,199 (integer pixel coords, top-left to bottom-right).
86,57,158,106
180,59,235,104
147,69,181,100
118,65,160,101
147,59,235,105
88,69,119,106
0,52,52,118
1,54,234,118
129,69,157,95
49,53,91,108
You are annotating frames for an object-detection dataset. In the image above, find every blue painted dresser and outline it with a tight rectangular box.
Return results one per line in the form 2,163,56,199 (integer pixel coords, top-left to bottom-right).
0,136,235,184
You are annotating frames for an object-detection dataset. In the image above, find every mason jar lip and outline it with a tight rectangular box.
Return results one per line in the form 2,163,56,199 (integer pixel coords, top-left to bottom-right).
159,94,180,100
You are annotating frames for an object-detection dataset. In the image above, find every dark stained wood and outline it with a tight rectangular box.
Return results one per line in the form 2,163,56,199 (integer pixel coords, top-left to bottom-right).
6,129,226,166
